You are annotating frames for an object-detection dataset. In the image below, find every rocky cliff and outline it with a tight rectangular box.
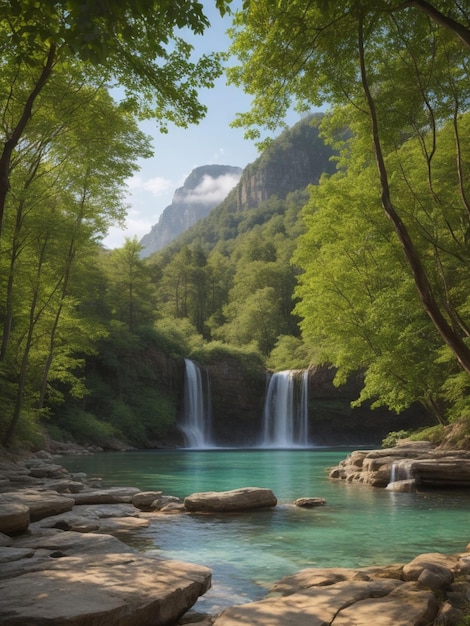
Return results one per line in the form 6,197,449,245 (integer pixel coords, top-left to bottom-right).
234,114,336,210
140,164,242,257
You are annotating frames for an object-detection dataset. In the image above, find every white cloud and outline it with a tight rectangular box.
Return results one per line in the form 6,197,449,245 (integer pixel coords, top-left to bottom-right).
183,172,241,206
143,176,174,195
126,175,174,196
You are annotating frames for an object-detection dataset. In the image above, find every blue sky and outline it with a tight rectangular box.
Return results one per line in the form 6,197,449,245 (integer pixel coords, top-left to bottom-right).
103,3,306,249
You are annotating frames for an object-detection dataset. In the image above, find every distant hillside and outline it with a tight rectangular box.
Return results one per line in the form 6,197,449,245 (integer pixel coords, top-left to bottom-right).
140,164,242,257
169,113,336,250
148,114,337,356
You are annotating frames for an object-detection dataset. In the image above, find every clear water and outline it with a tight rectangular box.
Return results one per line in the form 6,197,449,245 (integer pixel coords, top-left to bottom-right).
61,449,470,614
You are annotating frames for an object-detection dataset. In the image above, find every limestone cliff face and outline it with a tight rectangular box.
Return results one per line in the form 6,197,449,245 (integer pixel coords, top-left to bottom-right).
140,165,242,257
158,353,430,448
235,115,336,210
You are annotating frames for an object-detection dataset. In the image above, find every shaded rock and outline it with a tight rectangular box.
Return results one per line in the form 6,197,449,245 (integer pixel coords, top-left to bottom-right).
28,463,67,478
0,532,12,547
458,554,470,575
293,497,326,508
132,490,164,510
0,502,29,535
333,581,439,626
0,546,35,563
74,503,140,518
160,502,186,513
97,516,150,534
270,565,404,596
0,552,211,626
403,553,457,589
434,601,465,626
184,487,277,513
33,511,101,533
153,495,182,510
72,486,141,504
0,490,74,521
212,579,402,626
44,479,85,493
271,567,358,595
12,530,133,555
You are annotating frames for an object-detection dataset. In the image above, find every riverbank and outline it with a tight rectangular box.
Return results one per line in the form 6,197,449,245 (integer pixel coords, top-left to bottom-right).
1,445,470,625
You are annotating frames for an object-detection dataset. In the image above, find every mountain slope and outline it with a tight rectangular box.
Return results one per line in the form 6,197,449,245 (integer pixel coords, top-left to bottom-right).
168,114,335,250
140,164,242,257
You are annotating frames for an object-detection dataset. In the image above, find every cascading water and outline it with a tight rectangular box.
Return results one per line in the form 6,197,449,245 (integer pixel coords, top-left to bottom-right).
261,369,310,448
180,358,213,448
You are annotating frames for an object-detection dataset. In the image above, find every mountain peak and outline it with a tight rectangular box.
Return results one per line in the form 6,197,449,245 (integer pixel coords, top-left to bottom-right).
140,164,243,257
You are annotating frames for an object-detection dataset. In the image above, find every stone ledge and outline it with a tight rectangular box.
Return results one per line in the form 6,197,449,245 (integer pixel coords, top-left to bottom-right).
329,443,470,489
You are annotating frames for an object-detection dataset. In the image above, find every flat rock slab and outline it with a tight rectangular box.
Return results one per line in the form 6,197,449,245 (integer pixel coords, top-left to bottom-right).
212,579,402,626
72,487,141,505
0,553,212,626
333,582,439,625
12,529,133,555
184,487,277,512
0,490,74,521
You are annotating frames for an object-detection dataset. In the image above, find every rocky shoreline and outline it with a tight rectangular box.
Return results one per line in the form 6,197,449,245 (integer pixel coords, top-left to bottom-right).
328,440,470,491
0,444,469,625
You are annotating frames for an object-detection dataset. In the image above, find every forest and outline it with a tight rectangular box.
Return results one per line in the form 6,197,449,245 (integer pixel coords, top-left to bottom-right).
1,1,470,449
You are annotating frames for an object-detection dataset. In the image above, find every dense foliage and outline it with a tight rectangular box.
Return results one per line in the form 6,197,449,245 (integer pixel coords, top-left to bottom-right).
229,1,470,425
0,0,233,446
3,0,470,448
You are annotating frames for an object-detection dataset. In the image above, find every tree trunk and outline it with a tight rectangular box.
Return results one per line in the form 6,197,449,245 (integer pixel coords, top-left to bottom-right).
0,45,56,240
358,18,470,377
407,0,470,50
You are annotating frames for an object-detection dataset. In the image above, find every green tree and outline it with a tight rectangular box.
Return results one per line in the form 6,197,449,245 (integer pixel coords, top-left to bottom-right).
0,75,150,445
103,238,157,333
0,0,232,239
228,0,470,377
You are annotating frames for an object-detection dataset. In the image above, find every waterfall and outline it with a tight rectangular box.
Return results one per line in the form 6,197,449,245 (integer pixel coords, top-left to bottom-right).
261,369,310,448
299,369,309,444
180,358,213,448
386,460,416,492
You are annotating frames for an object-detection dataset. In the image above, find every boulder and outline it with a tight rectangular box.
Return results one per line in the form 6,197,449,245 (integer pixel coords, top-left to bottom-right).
184,487,277,513
27,463,67,478
152,495,182,510
0,502,29,535
132,491,163,510
385,479,416,493
434,601,465,626
0,553,212,626
293,498,326,508
402,553,457,590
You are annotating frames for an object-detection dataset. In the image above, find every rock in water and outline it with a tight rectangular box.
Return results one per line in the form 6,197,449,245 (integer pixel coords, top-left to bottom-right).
184,487,277,512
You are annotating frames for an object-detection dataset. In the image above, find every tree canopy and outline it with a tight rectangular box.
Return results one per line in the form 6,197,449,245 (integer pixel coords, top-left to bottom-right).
0,0,233,445
228,1,470,386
